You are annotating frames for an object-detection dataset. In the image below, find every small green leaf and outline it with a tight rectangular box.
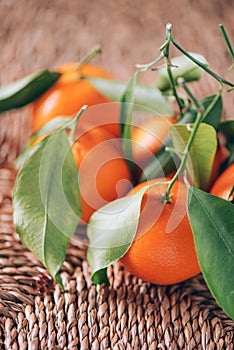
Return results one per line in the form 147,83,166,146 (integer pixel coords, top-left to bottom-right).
188,187,234,320
0,70,61,112
156,53,208,91
13,129,81,287
170,123,217,189
201,94,223,130
87,184,149,284
87,77,173,116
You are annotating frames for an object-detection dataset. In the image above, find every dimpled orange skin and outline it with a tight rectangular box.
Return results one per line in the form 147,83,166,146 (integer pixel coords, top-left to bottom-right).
120,178,201,285
210,163,234,201
31,62,116,134
72,125,132,223
131,116,177,168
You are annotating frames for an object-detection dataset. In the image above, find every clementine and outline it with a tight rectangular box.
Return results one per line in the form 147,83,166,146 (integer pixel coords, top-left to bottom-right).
131,116,177,168
210,163,234,201
31,62,119,135
206,144,229,190
72,124,132,223
120,178,200,285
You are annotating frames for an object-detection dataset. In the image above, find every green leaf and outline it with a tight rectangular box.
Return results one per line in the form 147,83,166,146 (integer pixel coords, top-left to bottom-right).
155,52,208,91
219,25,234,72
219,120,234,142
120,72,138,134
13,129,81,287
120,72,139,175
201,94,223,130
14,117,74,169
170,123,217,189
34,116,74,136
188,187,234,320
225,143,234,167
87,77,173,116
0,70,61,112
87,184,149,284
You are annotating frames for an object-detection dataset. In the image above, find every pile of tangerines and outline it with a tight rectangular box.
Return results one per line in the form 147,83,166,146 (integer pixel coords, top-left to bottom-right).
25,57,233,287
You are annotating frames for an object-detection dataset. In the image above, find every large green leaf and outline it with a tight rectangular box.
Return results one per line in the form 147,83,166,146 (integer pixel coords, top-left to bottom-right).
87,184,150,284
87,77,173,116
170,123,217,189
188,187,234,320
0,70,61,112
13,129,81,287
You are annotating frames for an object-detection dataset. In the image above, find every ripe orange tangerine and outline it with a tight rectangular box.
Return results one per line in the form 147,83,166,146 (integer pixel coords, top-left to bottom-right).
31,62,118,135
210,163,234,201
206,144,229,190
72,124,132,223
120,178,201,285
131,116,177,168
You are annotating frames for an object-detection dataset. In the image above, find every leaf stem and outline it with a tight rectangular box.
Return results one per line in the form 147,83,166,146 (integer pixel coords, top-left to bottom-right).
166,63,185,115
161,110,203,203
135,23,173,71
135,53,164,71
69,105,88,144
172,38,234,87
163,24,184,116
219,24,234,71
161,87,222,203
77,45,102,69
178,78,203,111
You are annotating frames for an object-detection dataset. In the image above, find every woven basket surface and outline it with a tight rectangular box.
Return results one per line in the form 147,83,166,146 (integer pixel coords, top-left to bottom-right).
0,1,234,349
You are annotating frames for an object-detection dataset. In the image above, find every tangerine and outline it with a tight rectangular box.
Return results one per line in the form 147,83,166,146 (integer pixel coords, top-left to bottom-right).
31,62,117,134
131,116,177,168
120,178,200,285
210,163,234,201
72,124,132,223
206,144,229,190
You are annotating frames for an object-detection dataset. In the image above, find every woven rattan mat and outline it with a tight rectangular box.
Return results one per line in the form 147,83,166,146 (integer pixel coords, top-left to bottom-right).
0,1,234,349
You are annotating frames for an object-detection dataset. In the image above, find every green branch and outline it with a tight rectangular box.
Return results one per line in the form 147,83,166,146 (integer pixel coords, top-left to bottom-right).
172,38,234,87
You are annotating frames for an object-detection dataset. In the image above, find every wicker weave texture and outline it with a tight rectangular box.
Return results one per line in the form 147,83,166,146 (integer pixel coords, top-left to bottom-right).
0,168,234,349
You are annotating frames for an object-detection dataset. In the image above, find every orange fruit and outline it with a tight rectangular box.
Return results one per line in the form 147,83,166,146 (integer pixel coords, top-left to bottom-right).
210,163,234,201
72,124,132,223
120,178,201,285
206,144,229,190
131,116,177,168
77,102,121,138
31,62,118,135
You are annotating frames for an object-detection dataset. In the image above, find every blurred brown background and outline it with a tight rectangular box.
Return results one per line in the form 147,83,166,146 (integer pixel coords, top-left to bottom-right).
0,0,234,164
0,0,233,81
